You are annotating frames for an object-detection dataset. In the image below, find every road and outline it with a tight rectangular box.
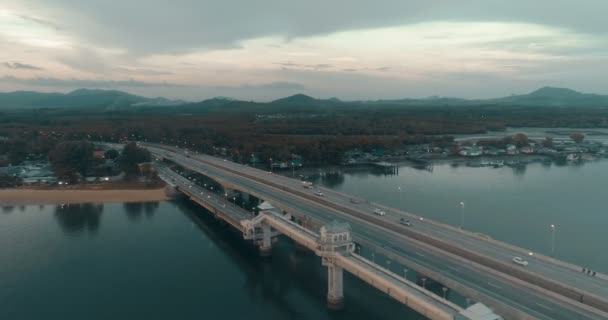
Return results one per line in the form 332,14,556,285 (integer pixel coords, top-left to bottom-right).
145,143,608,320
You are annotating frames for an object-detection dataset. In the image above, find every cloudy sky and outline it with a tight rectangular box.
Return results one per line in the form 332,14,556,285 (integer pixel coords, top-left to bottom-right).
1,0,607,101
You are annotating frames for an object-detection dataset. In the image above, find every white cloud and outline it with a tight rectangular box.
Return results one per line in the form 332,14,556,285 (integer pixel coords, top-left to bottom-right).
0,1,607,99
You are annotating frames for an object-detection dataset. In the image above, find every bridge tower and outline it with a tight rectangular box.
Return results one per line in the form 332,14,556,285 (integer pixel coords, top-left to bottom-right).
317,221,355,310
242,201,280,257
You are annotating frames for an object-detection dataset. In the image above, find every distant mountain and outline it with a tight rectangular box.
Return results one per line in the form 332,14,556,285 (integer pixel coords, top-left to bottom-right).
491,87,608,107
1,86,607,112
271,93,343,106
366,87,608,108
0,88,186,110
271,94,319,105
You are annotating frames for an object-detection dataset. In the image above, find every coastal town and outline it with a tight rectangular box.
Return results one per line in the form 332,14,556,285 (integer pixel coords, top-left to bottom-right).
1,131,607,190
342,132,608,169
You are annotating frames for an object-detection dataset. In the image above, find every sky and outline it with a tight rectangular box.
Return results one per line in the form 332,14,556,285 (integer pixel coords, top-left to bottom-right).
0,0,607,101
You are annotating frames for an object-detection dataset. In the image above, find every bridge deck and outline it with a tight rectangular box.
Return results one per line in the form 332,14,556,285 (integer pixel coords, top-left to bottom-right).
142,143,608,320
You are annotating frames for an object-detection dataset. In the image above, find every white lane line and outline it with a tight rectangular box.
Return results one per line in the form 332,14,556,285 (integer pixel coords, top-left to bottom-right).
487,282,502,290
414,251,425,257
447,266,459,272
535,303,553,311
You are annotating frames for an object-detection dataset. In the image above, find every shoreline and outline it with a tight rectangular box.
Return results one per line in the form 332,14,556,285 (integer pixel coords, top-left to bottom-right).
0,188,169,205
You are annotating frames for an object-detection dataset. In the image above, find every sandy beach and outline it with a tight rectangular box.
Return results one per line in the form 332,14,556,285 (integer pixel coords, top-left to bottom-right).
0,188,169,205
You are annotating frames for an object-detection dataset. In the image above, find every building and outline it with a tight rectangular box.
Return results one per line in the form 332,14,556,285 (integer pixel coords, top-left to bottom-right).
520,146,534,154
93,150,106,159
506,144,518,155
459,146,483,157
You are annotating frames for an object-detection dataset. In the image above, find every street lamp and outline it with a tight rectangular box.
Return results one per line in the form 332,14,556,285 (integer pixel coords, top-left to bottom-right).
397,186,404,209
459,201,465,229
550,224,556,257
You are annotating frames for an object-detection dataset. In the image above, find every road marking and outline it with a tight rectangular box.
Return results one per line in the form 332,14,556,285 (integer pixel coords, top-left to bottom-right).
487,282,502,290
447,266,459,272
535,303,553,311
414,251,425,257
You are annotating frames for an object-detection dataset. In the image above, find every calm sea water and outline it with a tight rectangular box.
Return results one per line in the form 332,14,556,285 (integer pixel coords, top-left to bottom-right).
316,160,608,273
2,158,607,319
0,201,420,320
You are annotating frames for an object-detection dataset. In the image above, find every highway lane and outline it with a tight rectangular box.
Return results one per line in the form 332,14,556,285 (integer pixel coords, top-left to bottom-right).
164,146,608,303
150,148,607,319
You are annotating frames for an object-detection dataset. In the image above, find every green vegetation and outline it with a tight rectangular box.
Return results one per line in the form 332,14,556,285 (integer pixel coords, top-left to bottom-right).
119,142,151,179
570,132,585,143
49,141,95,182
2,87,608,167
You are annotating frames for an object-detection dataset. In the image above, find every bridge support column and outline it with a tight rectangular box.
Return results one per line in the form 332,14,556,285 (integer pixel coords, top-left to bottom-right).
327,262,344,310
259,223,272,257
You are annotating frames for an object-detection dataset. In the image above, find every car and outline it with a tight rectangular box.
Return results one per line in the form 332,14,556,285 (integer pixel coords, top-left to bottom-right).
512,256,528,266
399,218,412,226
350,198,360,204
373,208,386,216
315,191,324,196
303,184,313,189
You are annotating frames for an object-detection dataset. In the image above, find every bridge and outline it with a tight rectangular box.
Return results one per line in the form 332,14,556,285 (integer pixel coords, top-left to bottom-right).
141,143,608,320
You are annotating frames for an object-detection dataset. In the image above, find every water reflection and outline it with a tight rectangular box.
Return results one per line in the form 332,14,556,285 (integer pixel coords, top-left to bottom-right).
512,164,527,177
179,200,423,320
2,205,14,214
144,202,159,218
54,203,103,235
124,202,160,222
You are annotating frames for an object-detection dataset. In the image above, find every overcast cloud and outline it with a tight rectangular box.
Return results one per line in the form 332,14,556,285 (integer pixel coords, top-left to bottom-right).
0,0,607,100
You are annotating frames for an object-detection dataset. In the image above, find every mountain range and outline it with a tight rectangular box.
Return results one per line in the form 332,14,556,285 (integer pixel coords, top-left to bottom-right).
0,88,185,111
1,87,607,111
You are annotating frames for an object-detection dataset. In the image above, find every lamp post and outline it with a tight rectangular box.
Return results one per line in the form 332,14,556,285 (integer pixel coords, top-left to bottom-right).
397,186,403,209
269,158,273,172
459,201,465,229
550,224,556,257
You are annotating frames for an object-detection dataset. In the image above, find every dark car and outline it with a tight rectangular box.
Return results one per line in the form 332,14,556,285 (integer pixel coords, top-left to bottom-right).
399,218,412,226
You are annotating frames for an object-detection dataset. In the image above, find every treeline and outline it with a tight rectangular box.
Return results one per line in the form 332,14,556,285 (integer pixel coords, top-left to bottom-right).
1,103,607,166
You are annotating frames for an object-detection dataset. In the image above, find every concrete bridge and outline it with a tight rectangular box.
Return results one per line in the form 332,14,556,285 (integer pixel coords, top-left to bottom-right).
156,165,494,320
142,143,608,320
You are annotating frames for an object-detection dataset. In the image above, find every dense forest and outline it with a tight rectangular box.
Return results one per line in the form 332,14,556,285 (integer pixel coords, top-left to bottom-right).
2,101,608,166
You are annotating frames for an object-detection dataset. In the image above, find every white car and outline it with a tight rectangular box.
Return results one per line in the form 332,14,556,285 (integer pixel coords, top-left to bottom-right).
373,208,386,216
512,256,528,266
315,190,324,196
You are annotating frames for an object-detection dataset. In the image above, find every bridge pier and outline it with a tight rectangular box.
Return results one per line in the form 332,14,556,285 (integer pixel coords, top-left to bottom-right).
326,261,345,310
318,221,354,311
259,223,272,257
164,184,182,198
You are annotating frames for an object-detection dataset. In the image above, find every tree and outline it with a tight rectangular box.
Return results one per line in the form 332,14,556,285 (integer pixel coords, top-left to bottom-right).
119,143,151,178
512,133,529,147
104,149,119,160
0,174,21,188
541,137,554,148
49,141,95,182
570,132,585,143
